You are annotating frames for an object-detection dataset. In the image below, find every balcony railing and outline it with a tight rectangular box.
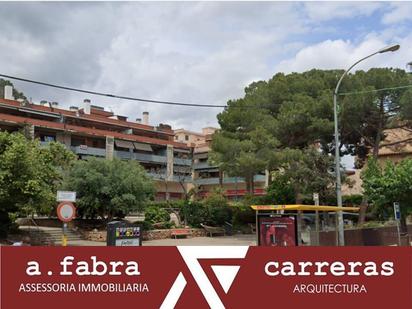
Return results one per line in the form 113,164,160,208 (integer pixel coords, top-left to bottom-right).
173,157,192,166
114,150,167,164
194,175,266,185
147,173,192,183
71,146,106,157
193,162,217,170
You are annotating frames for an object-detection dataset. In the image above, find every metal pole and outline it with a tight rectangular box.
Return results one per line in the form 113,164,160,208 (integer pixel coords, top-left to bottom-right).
297,210,303,246
396,221,401,246
62,222,67,247
314,194,320,246
332,47,398,246
255,210,259,246
333,90,345,246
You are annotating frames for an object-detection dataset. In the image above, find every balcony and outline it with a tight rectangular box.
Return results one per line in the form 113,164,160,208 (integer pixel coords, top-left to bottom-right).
193,162,217,170
173,157,192,166
114,151,167,164
194,175,266,185
71,146,106,157
147,173,192,183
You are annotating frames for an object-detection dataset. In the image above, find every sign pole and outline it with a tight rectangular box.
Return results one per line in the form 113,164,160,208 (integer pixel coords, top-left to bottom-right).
62,223,67,247
313,193,320,246
393,202,401,246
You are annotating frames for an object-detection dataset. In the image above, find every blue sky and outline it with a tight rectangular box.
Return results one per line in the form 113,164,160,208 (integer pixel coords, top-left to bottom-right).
1,1,412,140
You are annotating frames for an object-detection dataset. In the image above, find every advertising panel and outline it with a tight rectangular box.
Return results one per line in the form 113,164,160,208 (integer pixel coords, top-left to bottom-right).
258,215,297,246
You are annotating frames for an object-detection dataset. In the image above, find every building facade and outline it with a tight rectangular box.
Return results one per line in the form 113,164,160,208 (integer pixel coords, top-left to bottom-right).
174,128,267,200
0,85,268,201
0,86,192,200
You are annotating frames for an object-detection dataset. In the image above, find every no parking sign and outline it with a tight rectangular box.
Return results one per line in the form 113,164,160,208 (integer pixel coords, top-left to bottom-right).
57,202,76,222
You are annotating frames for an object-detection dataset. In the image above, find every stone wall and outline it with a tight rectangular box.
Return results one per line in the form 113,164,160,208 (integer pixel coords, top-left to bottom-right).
82,228,207,242
311,224,412,246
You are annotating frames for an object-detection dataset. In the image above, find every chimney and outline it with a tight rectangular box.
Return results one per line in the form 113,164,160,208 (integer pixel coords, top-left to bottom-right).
40,100,48,106
136,118,142,123
4,85,14,100
143,111,149,125
51,101,58,107
84,99,91,115
69,106,78,112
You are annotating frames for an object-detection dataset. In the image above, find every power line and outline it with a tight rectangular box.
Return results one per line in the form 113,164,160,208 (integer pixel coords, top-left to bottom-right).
2,73,411,109
338,84,412,96
0,73,228,108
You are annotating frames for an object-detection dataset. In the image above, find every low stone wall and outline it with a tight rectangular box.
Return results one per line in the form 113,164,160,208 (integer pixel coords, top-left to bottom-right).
83,228,207,242
311,224,412,246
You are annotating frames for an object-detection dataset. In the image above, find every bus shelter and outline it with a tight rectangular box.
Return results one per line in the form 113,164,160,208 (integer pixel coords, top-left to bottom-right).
251,205,360,246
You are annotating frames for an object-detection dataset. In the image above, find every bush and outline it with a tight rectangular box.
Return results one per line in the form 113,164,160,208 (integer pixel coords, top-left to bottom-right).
181,201,209,228
203,192,232,226
0,211,11,238
144,206,170,224
231,203,255,226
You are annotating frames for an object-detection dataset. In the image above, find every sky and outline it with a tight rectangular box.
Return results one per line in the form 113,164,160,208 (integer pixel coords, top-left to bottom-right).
1,1,412,137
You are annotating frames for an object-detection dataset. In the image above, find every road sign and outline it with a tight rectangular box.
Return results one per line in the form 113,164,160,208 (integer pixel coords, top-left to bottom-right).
57,191,76,202
393,202,401,221
57,202,76,222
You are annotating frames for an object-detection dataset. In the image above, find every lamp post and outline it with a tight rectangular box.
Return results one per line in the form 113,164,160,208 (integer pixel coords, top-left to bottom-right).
407,61,412,73
334,44,400,246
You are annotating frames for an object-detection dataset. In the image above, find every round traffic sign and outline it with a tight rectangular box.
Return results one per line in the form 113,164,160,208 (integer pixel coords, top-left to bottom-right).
57,202,76,222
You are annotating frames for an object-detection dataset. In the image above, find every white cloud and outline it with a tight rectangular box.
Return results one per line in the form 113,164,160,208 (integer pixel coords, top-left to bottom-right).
1,1,412,132
275,33,412,74
303,2,382,22
382,2,412,24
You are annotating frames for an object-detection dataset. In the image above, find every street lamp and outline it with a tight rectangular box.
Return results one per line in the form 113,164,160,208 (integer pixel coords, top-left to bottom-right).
333,44,400,246
406,61,412,73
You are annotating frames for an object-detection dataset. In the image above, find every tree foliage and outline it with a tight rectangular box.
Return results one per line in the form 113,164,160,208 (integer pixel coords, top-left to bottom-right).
270,147,336,203
211,68,412,193
64,158,155,220
362,158,412,228
0,132,75,236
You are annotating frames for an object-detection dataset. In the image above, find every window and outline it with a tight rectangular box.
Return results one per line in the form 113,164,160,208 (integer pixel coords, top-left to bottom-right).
185,135,189,141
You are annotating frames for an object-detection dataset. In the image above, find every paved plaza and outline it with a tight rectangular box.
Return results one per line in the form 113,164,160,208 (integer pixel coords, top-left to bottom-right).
66,234,256,246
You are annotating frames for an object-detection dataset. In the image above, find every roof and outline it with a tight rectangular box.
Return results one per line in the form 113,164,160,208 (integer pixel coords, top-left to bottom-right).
0,98,174,136
379,127,412,156
250,205,360,212
0,111,189,149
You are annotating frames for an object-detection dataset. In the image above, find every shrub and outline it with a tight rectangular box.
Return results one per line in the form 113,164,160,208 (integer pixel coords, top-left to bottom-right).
203,191,232,226
231,203,255,226
181,201,209,228
144,206,170,224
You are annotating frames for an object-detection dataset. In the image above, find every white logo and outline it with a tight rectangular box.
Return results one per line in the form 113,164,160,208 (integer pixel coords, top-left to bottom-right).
160,246,249,309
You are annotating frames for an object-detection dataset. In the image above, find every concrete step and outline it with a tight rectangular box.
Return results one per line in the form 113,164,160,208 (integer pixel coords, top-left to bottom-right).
19,226,84,245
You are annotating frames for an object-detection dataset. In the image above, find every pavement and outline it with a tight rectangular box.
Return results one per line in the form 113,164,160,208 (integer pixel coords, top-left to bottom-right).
64,234,256,246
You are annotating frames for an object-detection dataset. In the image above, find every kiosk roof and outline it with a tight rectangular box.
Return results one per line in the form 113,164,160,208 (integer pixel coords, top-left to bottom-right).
250,205,360,212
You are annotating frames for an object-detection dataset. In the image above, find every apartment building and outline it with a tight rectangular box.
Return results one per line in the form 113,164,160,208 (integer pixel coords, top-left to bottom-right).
175,127,267,199
0,85,192,200
342,127,412,196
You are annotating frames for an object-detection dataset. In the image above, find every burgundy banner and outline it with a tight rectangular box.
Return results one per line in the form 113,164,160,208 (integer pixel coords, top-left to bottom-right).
1,247,411,309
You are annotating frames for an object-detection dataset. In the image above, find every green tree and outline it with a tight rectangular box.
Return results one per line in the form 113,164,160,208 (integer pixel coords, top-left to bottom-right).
0,132,74,236
213,68,412,168
362,158,412,232
271,147,336,203
64,158,155,220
